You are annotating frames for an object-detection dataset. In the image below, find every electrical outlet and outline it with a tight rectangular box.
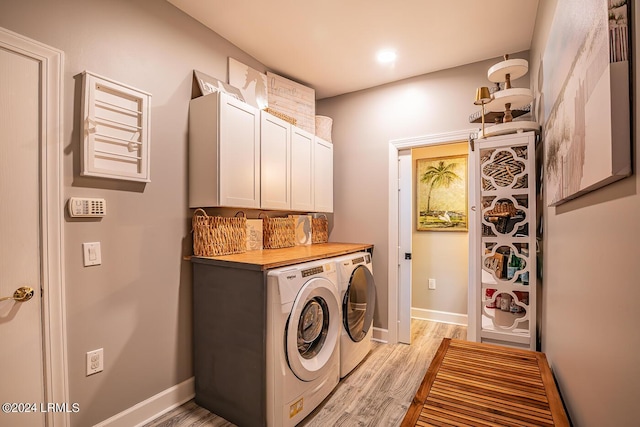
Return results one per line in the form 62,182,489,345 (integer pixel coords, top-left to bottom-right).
86,348,104,376
428,278,436,290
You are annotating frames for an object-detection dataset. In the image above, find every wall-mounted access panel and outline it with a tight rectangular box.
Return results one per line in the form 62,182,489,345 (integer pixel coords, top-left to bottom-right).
81,71,151,182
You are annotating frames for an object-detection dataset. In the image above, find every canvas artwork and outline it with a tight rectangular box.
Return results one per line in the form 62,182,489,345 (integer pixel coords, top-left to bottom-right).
193,70,244,101
228,57,268,109
267,71,316,134
416,155,468,231
541,0,631,206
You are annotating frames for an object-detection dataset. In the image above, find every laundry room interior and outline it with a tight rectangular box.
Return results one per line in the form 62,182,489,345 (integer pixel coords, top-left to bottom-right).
1,1,638,427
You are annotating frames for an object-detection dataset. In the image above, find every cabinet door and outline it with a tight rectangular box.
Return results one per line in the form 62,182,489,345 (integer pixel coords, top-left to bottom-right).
476,132,536,350
291,127,314,212
260,112,291,210
314,137,333,213
219,94,260,208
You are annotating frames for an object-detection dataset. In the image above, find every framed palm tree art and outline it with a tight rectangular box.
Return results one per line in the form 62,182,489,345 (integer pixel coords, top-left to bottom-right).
416,154,468,231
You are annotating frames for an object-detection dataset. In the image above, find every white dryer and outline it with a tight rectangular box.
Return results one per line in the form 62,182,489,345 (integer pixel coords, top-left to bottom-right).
333,252,376,378
266,258,341,427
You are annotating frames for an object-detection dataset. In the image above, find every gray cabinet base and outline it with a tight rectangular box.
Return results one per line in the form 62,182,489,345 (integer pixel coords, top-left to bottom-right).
192,260,267,426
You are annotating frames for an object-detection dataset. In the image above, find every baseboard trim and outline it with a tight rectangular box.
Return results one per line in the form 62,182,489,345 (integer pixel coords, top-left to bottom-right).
94,377,195,427
372,327,388,343
411,308,468,326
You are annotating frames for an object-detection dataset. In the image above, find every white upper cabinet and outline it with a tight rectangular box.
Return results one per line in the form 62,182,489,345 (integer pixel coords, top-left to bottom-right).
290,127,315,212
260,113,322,212
260,112,291,210
189,93,333,212
189,92,260,208
314,137,333,213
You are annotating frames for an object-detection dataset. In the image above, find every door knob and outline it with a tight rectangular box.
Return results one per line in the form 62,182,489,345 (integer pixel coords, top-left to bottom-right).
0,286,35,303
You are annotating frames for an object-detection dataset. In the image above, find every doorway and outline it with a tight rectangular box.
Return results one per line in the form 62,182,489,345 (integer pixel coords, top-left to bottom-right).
387,129,478,345
0,27,67,426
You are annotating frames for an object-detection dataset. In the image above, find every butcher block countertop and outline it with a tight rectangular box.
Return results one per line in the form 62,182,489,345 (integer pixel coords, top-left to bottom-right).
191,242,373,271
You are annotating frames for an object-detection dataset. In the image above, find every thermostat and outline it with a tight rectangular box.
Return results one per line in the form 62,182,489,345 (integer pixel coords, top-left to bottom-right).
68,197,106,218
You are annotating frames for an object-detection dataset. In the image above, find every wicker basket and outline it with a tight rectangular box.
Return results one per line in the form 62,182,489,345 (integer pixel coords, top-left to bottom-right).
192,209,246,257
261,215,295,249
311,215,329,244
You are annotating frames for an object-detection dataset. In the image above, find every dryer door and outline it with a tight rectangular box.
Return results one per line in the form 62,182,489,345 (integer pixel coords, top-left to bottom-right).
286,277,340,382
344,265,376,342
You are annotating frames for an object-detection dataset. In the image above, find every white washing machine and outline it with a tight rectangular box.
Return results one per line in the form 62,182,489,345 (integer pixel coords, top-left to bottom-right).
333,252,376,378
266,258,341,426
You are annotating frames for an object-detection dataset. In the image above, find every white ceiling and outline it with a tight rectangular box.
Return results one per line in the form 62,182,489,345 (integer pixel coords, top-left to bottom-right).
168,0,539,99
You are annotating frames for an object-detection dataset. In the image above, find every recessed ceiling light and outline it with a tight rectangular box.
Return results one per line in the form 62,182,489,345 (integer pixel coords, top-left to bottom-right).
376,49,397,64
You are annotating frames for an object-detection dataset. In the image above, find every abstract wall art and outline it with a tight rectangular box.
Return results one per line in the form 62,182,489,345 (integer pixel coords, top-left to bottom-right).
541,0,631,206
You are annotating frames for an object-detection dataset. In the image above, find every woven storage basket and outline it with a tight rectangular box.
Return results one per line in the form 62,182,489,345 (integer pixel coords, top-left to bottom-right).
192,209,246,257
311,215,329,244
264,108,297,126
261,215,295,249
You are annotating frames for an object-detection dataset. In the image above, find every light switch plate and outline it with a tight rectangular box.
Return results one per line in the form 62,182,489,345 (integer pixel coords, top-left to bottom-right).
83,242,102,266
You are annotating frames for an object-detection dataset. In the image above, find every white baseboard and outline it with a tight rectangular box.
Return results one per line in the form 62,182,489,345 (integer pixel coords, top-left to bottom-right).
411,307,468,326
372,327,388,343
94,377,195,427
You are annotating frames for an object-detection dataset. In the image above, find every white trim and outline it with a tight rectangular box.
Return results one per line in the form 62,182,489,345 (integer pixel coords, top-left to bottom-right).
371,327,389,343
388,128,477,344
389,129,477,150
93,377,195,427
0,26,68,427
410,308,468,326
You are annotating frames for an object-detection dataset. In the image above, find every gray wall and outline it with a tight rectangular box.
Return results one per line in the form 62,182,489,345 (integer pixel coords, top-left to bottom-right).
530,1,640,425
0,1,266,425
317,52,529,329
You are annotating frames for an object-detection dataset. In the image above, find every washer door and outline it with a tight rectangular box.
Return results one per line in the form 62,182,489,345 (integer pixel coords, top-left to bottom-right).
286,277,339,382
344,265,376,342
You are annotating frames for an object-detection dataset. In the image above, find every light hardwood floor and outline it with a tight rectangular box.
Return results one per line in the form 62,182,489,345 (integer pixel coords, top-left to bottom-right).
144,319,466,427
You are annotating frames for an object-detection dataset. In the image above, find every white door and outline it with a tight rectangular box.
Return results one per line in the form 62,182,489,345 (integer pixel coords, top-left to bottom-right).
397,150,412,344
0,43,46,427
389,130,478,345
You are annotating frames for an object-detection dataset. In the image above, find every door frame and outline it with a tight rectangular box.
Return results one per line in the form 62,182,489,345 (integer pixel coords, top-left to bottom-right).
387,128,478,345
0,27,68,426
